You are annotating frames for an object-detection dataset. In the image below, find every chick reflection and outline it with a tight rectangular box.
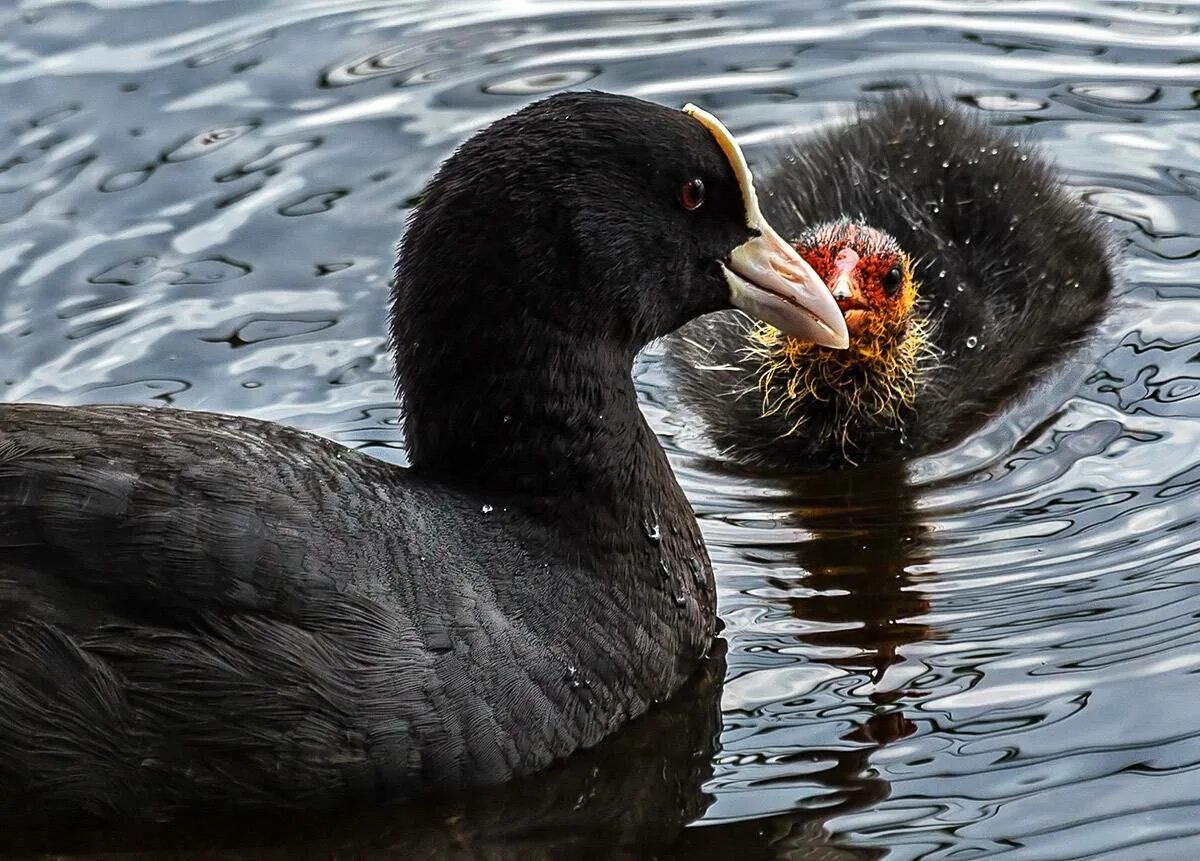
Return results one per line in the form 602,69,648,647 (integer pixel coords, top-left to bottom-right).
4,648,727,859
669,461,932,860
782,460,933,701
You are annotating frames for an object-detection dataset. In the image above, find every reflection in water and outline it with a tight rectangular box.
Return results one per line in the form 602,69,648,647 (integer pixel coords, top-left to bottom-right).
782,462,933,694
682,462,931,858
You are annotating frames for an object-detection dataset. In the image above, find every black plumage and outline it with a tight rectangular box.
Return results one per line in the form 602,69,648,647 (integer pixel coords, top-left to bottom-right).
2,643,726,856
0,91,841,825
667,95,1118,470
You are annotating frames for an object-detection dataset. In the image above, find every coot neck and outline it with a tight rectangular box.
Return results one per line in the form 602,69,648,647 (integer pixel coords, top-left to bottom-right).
401,317,671,517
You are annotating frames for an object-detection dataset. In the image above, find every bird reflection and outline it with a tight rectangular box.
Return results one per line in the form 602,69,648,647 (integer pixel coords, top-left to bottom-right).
781,460,933,704
671,459,934,859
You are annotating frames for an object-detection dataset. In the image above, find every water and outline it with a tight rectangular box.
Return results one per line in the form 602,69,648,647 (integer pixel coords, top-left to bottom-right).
2,0,1199,857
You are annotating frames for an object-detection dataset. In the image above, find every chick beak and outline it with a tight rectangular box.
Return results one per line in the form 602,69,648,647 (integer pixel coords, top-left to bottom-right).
830,247,866,309
831,272,856,304
682,103,849,350
828,247,871,335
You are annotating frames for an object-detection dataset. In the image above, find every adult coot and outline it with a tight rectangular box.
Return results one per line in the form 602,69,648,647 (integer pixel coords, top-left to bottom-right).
0,92,848,824
666,95,1117,470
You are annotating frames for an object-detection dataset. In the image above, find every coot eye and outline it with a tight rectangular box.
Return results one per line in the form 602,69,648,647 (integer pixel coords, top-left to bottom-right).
678,178,705,211
882,266,904,296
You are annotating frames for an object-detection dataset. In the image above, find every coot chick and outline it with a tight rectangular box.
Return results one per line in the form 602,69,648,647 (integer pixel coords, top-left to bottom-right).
667,95,1117,470
0,92,847,825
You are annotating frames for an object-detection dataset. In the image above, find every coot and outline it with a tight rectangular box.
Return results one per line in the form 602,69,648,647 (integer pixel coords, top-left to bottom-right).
666,95,1117,470
0,92,847,824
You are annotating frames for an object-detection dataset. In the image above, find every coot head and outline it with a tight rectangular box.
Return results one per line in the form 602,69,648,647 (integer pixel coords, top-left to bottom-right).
393,92,848,360
393,92,848,478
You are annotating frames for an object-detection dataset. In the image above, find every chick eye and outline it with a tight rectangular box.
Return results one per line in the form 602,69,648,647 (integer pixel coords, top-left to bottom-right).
882,266,904,296
678,178,705,211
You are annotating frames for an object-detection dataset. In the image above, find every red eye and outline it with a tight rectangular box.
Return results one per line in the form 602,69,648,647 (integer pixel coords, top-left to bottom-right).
678,178,705,211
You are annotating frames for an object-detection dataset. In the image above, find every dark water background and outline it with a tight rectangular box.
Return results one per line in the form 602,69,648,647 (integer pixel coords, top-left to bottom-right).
2,0,1200,858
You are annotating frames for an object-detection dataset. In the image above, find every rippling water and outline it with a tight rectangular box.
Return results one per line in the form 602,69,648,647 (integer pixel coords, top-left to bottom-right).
3,0,1199,857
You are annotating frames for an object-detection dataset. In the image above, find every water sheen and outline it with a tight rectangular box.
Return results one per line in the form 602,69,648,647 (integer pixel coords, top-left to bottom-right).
2,0,1199,857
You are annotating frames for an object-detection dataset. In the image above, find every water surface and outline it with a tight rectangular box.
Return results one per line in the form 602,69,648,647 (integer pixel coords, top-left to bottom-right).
2,0,1199,857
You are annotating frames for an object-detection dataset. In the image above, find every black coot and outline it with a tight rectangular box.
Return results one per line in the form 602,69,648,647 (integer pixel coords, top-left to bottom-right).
666,95,1117,470
0,92,848,824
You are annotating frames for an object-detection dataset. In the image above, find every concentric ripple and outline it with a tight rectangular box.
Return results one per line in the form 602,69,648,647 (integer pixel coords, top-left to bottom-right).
2,0,1199,857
